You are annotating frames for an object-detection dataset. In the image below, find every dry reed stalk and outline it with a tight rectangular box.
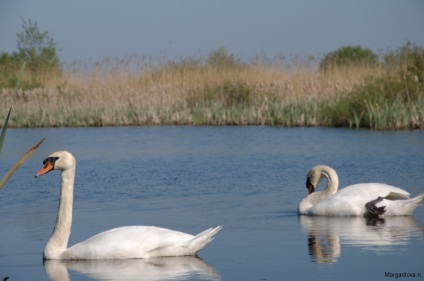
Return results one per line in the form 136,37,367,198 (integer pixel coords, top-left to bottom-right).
0,59,386,127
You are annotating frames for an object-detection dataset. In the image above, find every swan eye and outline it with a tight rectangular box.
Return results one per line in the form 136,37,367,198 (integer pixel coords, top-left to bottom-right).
36,157,59,178
43,157,59,165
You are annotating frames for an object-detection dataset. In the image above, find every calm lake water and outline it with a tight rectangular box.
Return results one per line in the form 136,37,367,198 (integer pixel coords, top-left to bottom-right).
0,127,423,281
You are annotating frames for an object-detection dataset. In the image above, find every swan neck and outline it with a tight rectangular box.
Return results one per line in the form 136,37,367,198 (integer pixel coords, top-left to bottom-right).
323,168,338,195
298,166,339,215
45,167,75,259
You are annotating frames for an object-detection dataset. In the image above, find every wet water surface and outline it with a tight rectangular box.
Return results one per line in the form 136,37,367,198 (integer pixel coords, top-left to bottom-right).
0,127,423,280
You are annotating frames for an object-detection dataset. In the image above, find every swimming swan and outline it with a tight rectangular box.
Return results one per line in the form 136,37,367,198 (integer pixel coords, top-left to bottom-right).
298,165,424,217
35,150,222,260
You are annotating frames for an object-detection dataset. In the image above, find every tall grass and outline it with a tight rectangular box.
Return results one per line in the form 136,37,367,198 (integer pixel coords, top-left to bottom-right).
0,52,422,130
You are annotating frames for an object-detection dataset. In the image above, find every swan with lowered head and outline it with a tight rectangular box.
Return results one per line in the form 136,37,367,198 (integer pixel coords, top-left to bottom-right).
35,150,222,260
298,165,424,217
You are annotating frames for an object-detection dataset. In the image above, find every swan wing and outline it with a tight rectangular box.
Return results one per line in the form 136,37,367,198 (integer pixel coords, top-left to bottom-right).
311,183,411,216
334,183,410,198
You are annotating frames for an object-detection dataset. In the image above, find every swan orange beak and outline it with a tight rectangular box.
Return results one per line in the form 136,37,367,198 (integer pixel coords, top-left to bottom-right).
35,161,54,178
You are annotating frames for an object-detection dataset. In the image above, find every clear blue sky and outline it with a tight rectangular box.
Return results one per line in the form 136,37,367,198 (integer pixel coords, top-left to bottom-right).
1,0,423,63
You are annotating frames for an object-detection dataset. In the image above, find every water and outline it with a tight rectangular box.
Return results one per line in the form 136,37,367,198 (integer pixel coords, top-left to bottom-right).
0,127,423,281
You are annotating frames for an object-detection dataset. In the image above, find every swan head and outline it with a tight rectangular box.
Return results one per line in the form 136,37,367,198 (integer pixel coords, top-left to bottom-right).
305,165,337,195
35,151,76,177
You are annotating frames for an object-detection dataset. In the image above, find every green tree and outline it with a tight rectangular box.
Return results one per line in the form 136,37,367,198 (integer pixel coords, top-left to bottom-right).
319,45,378,72
207,47,242,68
12,18,61,88
15,18,61,86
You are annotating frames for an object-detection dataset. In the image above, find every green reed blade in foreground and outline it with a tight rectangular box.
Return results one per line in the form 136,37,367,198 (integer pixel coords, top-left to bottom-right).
0,108,12,157
0,138,45,189
15,62,26,92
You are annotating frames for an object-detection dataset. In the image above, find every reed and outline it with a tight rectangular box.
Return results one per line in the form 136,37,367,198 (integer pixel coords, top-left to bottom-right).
0,62,44,190
0,54,422,129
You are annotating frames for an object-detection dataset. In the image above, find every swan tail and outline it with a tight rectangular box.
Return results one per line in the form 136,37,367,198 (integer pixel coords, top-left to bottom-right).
184,225,223,254
367,193,424,216
388,193,424,215
407,193,424,209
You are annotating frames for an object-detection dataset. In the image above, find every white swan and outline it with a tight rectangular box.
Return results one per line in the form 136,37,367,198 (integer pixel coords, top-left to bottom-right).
298,165,424,217
35,150,222,260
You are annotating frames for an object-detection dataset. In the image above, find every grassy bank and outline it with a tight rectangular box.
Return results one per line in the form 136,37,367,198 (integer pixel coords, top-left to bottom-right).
1,51,423,130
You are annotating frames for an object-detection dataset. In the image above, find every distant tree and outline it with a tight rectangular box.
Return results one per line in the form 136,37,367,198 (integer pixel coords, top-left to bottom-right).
15,18,60,78
319,45,378,72
0,18,61,89
207,47,242,68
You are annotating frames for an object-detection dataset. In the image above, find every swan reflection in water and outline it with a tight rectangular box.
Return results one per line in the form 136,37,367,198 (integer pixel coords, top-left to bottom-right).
299,216,424,264
44,256,221,281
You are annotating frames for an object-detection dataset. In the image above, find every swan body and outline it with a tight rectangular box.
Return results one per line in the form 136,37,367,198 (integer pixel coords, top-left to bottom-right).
35,151,222,260
298,165,424,217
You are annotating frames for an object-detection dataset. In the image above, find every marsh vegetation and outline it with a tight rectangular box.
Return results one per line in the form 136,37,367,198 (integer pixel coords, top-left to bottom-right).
1,40,423,130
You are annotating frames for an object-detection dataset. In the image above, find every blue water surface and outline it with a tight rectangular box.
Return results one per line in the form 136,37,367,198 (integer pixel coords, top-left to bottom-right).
0,127,423,281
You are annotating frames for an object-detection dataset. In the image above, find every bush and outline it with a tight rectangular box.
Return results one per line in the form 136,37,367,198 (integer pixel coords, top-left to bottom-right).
207,47,243,68
318,42,424,129
384,41,424,84
319,45,378,72
0,52,43,89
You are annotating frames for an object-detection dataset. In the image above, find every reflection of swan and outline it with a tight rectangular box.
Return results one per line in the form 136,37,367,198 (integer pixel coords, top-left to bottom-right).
299,216,424,263
298,165,424,216
305,222,341,264
44,256,221,281
35,151,222,260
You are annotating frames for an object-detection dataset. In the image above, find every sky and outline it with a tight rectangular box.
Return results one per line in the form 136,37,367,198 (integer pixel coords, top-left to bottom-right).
0,1,423,64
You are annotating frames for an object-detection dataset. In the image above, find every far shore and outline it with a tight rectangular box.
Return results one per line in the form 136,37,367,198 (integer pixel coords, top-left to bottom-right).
1,55,423,130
